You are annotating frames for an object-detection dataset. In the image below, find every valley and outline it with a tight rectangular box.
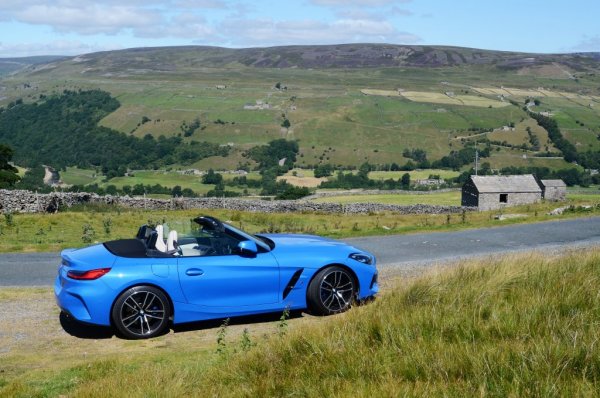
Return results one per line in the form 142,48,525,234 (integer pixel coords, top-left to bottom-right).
1,44,599,196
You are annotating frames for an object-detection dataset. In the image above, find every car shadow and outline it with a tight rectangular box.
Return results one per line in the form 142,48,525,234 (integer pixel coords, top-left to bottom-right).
59,310,306,339
172,310,305,334
59,311,115,339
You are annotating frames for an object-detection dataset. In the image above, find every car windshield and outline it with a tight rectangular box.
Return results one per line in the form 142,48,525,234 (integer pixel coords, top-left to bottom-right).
222,222,273,251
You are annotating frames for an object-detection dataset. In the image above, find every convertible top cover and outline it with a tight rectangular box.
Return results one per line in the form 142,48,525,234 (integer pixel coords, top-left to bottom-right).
104,239,148,258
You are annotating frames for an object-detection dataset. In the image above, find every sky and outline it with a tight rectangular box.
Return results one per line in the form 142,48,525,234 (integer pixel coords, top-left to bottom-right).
0,0,599,57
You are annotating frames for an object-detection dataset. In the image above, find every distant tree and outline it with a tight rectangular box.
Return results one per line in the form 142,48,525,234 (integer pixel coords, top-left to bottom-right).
402,148,428,164
171,185,183,197
401,173,411,188
15,165,48,192
314,164,334,178
246,139,299,173
358,162,372,177
0,144,20,188
281,118,291,128
202,169,223,185
105,185,118,195
181,188,196,197
276,185,310,200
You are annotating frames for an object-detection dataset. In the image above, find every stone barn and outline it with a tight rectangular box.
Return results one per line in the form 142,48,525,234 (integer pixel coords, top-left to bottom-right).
540,179,566,201
462,175,542,211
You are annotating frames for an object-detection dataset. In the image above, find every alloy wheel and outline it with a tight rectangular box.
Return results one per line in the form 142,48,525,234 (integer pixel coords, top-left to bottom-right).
319,270,354,312
118,290,167,337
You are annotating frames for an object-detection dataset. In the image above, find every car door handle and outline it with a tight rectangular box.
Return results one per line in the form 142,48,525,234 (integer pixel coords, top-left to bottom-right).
186,268,204,276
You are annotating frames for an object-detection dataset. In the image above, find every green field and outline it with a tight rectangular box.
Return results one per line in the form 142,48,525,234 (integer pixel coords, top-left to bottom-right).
106,170,208,191
368,169,461,180
2,248,599,396
60,168,261,194
14,165,27,177
314,191,462,206
60,167,101,186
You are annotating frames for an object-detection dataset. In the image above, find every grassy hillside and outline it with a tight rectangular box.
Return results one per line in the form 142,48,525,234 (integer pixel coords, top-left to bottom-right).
197,248,600,397
2,248,599,396
1,45,599,171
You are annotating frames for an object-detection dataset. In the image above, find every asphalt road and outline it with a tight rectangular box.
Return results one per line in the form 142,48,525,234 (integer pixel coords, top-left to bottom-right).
1,217,599,286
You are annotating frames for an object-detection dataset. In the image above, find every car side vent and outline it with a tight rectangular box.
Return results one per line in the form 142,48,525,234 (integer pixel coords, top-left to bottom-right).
282,269,304,300
370,273,378,289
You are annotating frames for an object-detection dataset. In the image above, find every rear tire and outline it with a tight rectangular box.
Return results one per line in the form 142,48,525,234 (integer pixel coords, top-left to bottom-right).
307,266,356,315
112,286,170,339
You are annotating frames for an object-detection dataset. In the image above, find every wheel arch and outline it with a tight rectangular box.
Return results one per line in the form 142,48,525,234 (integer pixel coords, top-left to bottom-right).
306,263,360,300
110,283,175,326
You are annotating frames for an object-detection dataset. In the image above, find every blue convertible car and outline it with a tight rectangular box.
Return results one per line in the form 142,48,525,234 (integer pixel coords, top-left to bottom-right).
55,216,378,339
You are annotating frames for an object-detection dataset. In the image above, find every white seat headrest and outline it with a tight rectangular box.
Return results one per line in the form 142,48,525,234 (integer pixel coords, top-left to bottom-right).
167,230,178,251
154,225,167,252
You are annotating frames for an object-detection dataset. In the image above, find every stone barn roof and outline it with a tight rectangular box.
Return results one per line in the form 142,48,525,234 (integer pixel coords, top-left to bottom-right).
470,175,542,193
540,179,566,188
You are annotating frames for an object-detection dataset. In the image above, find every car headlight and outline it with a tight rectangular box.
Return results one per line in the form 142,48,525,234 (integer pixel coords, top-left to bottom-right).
349,253,374,265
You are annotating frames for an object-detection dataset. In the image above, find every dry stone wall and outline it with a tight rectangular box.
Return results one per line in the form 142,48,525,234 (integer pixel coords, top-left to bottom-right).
0,189,471,215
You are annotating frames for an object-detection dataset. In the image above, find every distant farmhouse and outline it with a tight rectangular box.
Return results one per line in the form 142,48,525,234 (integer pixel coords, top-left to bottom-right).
462,175,543,211
539,179,567,201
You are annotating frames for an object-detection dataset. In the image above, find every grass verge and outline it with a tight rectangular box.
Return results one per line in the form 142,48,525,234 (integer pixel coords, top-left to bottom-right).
2,248,599,397
0,199,599,253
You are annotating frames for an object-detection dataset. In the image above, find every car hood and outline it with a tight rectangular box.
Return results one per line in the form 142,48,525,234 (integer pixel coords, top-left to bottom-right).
258,233,374,269
260,233,356,251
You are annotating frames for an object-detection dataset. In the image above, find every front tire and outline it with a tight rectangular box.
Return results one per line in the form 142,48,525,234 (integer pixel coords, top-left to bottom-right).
307,266,356,315
112,286,170,339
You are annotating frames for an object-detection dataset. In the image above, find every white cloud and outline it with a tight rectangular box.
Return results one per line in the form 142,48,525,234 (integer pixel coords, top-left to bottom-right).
135,14,219,39
569,35,600,52
0,0,235,36
389,6,413,16
335,9,382,20
0,0,421,55
311,0,409,6
175,0,229,9
220,17,420,47
12,4,162,35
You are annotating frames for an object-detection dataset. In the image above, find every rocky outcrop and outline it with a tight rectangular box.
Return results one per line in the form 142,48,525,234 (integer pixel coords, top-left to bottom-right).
0,189,472,215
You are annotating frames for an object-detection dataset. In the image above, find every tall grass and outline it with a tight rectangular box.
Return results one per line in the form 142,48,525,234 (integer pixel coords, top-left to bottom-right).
195,249,600,397
5,248,598,397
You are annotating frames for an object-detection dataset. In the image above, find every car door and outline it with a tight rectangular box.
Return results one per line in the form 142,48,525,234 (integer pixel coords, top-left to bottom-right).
177,250,280,308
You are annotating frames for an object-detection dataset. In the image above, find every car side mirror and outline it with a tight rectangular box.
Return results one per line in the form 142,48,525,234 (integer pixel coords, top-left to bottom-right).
238,240,258,257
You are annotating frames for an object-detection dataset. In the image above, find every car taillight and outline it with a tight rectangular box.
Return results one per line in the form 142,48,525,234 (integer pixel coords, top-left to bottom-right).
67,268,111,280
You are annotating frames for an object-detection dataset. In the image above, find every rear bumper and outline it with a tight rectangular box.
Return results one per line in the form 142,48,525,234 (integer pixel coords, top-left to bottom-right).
54,270,113,326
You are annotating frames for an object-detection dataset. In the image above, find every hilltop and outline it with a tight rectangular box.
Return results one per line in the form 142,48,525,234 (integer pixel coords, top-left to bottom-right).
10,44,600,73
0,55,69,76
